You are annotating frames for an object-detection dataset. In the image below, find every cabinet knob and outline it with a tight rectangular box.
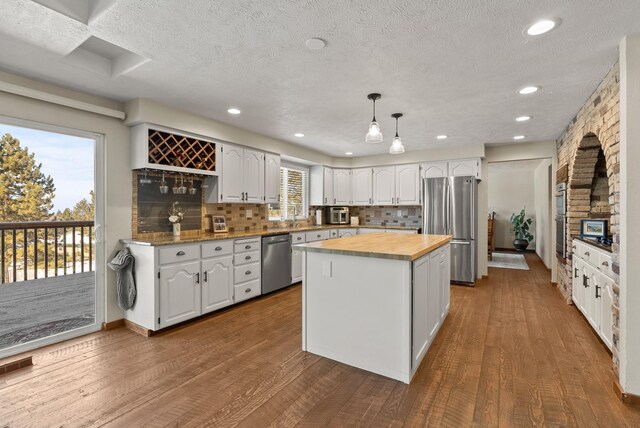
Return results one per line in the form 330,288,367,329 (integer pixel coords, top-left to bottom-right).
317,234,321,238
602,261,609,267
176,251,185,256
215,246,222,251
297,237,302,241
245,288,252,293
245,255,251,260
584,251,590,256
245,270,251,275
245,245,251,250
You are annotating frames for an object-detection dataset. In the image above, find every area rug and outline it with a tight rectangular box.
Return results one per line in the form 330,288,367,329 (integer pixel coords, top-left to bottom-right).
488,252,530,270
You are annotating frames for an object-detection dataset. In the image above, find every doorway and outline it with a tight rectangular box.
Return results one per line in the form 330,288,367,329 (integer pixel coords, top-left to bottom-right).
0,118,105,358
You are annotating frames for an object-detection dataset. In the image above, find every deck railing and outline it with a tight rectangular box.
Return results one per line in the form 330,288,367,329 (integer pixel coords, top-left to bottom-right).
0,220,94,284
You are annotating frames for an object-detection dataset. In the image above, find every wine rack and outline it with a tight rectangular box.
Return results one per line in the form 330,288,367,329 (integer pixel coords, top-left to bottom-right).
147,129,217,171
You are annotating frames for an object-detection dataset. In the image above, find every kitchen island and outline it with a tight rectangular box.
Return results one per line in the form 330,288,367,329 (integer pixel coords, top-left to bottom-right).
298,233,452,383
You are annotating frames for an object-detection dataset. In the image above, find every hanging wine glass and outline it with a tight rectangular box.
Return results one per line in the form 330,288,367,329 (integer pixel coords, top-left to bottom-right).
172,174,180,194
188,177,197,195
159,171,169,194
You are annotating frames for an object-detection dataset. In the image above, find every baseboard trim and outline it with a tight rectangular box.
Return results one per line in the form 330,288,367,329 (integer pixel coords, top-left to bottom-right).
495,247,536,254
0,356,33,376
614,380,640,406
551,281,558,287
101,319,124,331
124,319,154,337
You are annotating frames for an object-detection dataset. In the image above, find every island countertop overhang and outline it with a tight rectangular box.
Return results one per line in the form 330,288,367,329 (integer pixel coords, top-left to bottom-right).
297,233,452,261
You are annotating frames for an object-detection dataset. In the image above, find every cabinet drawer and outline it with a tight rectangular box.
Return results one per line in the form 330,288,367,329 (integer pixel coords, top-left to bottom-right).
234,279,261,303
291,232,306,244
234,238,261,253
234,262,260,284
579,244,596,266
201,240,233,258
158,244,200,265
598,251,614,277
305,230,331,242
234,250,261,265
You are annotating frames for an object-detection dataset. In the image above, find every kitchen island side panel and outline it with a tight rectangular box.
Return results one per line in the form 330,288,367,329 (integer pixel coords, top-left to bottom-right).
303,251,412,383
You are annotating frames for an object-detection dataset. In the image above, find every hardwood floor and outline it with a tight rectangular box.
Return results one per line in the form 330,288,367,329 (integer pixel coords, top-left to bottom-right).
1,254,639,427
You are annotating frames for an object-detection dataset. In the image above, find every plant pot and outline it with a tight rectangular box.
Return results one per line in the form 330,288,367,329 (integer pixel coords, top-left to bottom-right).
172,223,181,237
513,238,529,252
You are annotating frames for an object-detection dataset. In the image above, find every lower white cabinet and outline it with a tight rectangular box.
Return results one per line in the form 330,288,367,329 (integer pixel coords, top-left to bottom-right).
338,228,357,237
159,261,201,328
572,239,614,350
291,232,306,284
358,228,418,235
201,255,234,314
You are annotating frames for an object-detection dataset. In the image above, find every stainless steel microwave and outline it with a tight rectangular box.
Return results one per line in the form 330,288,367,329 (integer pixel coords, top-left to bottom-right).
325,206,350,224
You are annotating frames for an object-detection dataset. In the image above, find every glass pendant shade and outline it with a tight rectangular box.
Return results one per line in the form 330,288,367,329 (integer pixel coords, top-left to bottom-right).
365,121,383,143
389,136,405,154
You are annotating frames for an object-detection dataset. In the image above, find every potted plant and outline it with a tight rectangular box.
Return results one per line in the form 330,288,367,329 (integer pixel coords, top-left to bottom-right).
510,208,534,252
168,202,185,236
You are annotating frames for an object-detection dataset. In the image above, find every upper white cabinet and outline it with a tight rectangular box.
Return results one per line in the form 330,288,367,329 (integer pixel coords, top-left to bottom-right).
373,165,420,205
352,168,373,205
207,145,273,204
131,123,221,176
420,159,481,180
395,164,420,205
421,162,448,178
310,166,334,205
373,166,396,205
333,169,351,205
264,153,281,204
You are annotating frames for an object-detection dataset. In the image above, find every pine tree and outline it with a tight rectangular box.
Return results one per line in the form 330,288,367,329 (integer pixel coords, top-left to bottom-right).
0,133,55,222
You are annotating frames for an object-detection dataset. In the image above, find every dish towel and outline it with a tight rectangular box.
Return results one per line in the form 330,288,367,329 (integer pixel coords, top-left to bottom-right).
108,247,137,310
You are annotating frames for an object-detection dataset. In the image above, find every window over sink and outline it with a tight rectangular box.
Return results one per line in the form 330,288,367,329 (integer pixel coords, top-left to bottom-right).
268,166,308,221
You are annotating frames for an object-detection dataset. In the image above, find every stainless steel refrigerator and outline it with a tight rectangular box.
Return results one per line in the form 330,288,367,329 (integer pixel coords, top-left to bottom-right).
422,176,477,285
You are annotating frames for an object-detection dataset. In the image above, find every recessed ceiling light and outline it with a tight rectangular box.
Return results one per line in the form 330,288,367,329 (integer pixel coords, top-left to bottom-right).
227,108,241,114
294,133,305,137
305,38,326,50
436,135,448,140
516,116,531,122
519,86,540,95
526,19,558,36
514,135,526,140
345,152,353,156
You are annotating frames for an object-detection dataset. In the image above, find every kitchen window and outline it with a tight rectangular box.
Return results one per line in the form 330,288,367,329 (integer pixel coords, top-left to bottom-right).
268,166,308,220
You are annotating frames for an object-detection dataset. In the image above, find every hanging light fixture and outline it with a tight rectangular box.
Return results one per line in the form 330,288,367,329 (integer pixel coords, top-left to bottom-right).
389,113,405,154
365,93,383,143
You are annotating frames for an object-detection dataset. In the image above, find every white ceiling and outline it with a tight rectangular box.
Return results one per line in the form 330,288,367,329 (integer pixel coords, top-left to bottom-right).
1,0,639,157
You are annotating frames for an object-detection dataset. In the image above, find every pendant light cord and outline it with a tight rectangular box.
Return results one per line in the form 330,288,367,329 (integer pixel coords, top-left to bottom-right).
372,99,377,122
395,117,399,138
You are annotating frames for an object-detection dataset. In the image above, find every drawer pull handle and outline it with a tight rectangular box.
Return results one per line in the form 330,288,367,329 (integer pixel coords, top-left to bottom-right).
176,251,186,256
245,245,251,250
595,285,601,299
245,255,251,260
584,251,590,256
245,270,251,275
245,288,252,293
196,273,200,284
297,237,302,241
602,261,609,267
317,234,321,238
204,272,208,282
215,246,222,251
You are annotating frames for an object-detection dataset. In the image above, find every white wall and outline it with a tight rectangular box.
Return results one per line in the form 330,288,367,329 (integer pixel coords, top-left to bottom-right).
488,161,538,250
534,159,553,268
619,33,640,396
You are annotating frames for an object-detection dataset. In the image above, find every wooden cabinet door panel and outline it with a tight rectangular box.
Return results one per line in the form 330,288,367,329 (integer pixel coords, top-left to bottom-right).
373,166,395,205
243,149,265,202
159,261,201,327
264,153,281,204
202,256,233,313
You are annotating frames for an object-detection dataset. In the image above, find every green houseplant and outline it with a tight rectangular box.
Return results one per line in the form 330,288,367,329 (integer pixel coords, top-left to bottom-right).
510,208,534,252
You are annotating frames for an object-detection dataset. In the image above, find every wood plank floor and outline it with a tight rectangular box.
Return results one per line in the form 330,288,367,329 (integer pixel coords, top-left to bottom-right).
1,254,639,427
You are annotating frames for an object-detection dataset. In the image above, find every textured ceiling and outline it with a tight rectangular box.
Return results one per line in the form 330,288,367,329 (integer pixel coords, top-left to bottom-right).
1,0,639,157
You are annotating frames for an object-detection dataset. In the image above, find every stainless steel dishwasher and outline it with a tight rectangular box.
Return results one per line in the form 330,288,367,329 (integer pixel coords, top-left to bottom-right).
261,234,292,294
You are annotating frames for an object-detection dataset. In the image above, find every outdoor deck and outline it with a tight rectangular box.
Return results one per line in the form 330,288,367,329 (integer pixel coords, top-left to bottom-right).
0,272,94,349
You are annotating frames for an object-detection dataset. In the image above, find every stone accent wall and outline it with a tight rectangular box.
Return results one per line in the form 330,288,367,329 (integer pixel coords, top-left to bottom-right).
590,151,611,219
556,62,620,372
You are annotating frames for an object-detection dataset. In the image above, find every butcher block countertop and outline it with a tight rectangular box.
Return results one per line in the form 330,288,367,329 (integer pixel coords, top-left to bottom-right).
298,233,452,261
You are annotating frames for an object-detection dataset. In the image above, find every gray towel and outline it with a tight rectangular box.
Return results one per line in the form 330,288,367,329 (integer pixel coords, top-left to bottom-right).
108,247,137,310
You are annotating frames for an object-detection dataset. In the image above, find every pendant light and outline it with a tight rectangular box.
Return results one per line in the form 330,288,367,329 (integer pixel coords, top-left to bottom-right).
389,113,405,154
365,93,383,143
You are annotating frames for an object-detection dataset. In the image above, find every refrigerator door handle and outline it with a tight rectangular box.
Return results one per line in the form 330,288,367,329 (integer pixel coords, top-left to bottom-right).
451,240,471,245
445,178,451,235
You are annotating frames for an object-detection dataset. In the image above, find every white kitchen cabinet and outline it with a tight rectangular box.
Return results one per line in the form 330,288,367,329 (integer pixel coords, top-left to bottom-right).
427,250,442,340
264,153,281,204
412,254,430,368
420,162,448,178
333,169,351,205
449,159,481,179
159,261,202,328
220,145,244,203
201,255,234,314
243,149,266,203
338,228,357,237
373,166,396,205
395,164,420,205
351,168,373,205
310,166,334,205
572,239,614,350
291,232,306,284
305,230,332,242
440,244,451,320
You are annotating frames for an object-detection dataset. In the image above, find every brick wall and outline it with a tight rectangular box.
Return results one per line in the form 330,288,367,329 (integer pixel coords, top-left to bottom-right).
556,62,620,373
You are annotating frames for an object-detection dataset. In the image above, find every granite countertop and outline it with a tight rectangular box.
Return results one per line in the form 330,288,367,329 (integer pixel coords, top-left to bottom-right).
572,235,613,253
297,233,452,261
122,224,420,246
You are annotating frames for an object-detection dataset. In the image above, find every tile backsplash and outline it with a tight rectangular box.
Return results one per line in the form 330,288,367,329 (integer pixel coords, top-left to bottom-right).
350,206,422,227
